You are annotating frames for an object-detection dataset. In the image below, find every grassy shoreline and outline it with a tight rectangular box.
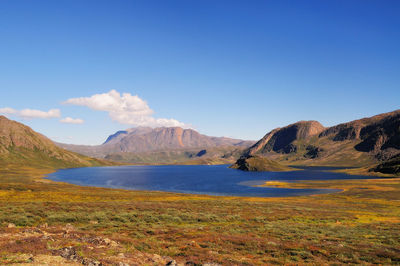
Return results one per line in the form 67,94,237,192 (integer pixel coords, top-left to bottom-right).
0,166,399,264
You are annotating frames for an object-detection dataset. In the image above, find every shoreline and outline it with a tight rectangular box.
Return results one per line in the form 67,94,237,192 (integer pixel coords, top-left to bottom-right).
40,164,397,200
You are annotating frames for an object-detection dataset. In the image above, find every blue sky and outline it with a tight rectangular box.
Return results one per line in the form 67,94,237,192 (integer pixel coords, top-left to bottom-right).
1,0,399,145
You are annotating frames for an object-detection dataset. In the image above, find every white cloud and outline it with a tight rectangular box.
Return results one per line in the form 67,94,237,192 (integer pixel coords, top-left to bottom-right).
0,107,16,114
60,117,84,124
0,107,61,119
64,90,188,128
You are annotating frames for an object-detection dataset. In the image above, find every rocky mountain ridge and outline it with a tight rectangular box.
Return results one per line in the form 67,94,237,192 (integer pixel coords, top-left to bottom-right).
233,110,400,174
57,127,255,163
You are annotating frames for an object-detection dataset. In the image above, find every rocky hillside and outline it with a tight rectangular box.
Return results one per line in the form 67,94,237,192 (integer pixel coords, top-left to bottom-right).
104,146,247,165
230,155,295,172
57,127,255,164
245,121,325,155
233,110,400,173
0,116,113,169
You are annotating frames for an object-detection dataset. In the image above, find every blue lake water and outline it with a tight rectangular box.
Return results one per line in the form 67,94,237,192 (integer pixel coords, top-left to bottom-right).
47,165,376,197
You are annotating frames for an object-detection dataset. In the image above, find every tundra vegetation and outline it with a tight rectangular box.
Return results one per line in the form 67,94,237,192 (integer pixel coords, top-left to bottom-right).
0,166,399,265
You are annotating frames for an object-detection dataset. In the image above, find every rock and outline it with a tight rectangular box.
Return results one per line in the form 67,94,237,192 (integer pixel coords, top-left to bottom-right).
64,223,75,232
166,260,178,266
89,220,98,224
42,235,54,241
103,237,118,247
188,240,201,248
27,254,34,262
82,258,102,265
58,246,78,261
7,223,16,228
23,228,43,234
39,223,48,229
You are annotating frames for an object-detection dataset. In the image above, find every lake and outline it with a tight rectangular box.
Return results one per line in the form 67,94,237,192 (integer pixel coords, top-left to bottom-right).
47,165,376,197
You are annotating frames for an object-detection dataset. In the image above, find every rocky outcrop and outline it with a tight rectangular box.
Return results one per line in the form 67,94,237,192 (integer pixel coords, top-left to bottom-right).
246,121,325,156
233,109,400,172
319,110,400,156
355,112,400,154
230,155,294,172
304,145,324,159
374,154,400,175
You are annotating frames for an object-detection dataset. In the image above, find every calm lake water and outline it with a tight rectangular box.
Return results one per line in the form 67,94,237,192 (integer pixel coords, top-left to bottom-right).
47,165,376,197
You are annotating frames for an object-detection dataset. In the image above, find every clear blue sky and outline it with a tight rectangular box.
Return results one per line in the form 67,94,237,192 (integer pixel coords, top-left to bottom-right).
1,0,399,145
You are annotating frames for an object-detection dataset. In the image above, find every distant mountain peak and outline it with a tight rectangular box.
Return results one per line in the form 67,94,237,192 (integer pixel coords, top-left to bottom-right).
60,126,255,158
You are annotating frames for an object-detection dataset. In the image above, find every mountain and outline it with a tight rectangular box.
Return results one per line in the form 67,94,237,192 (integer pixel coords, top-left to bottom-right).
104,146,247,165
233,110,400,174
0,116,113,169
57,127,255,164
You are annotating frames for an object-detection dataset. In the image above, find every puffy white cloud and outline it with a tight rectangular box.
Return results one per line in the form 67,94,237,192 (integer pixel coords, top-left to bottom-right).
0,107,61,119
64,90,188,128
60,117,84,124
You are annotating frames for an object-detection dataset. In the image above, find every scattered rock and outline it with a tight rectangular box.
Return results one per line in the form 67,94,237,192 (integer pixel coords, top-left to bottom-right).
7,223,16,228
55,246,102,265
103,237,118,247
22,227,43,234
57,246,79,261
82,257,102,265
89,220,98,224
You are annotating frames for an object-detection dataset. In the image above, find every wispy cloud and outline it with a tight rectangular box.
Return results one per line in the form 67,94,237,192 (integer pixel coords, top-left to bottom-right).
64,90,188,128
60,117,84,124
0,107,61,119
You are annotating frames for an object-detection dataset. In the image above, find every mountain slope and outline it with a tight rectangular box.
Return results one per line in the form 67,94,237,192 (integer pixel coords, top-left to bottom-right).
233,110,400,172
57,127,255,163
0,116,113,169
104,146,247,165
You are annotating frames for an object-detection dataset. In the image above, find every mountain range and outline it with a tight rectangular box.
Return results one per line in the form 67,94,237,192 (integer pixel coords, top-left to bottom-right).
56,127,255,165
1,109,399,175
0,116,113,169
232,109,400,175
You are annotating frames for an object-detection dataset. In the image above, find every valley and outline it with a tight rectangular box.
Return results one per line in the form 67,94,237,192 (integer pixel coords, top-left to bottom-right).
0,111,399,264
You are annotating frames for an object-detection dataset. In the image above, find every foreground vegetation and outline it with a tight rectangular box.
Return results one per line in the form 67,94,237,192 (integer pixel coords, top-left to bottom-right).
0,167,399,265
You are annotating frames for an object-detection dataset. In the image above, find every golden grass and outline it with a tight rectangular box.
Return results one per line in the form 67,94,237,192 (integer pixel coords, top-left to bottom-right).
0,166,399,264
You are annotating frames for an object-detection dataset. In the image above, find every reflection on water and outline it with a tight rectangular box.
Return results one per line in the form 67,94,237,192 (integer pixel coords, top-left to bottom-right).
47,165,376,197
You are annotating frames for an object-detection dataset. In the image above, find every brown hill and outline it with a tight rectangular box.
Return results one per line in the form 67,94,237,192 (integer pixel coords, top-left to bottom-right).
0,116,113,169
233,110,400,172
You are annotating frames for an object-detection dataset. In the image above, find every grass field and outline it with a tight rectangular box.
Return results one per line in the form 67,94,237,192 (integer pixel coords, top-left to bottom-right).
0,167,399,265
